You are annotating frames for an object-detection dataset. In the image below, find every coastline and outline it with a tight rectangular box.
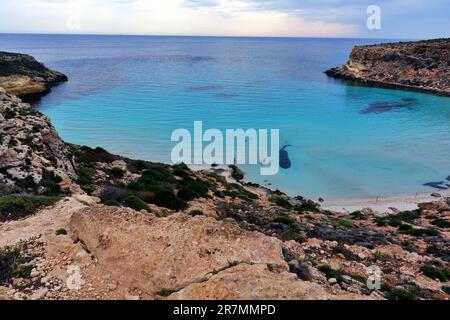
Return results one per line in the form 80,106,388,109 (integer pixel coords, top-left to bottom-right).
190,164,450,212
323,189,450,212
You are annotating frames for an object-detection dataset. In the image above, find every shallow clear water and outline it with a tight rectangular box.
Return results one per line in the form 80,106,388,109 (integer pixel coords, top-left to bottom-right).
1,34,449,199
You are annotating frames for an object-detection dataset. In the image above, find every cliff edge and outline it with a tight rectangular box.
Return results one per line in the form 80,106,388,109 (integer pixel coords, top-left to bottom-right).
326,39,450,96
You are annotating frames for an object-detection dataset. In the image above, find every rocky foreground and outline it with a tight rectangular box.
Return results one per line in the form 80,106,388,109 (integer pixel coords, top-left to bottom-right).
326,38,450,96
0,54,449,300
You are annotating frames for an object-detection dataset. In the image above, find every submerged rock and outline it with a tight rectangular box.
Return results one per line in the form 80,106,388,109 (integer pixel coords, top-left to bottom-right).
279,145,292,169
360,101,415,114
423,181,448,190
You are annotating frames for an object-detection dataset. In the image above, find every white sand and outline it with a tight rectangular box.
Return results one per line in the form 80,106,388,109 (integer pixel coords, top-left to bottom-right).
322,189,450,213
189,164,449,213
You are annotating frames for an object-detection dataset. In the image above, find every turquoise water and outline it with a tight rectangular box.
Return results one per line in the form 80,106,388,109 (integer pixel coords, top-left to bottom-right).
1,34,449,199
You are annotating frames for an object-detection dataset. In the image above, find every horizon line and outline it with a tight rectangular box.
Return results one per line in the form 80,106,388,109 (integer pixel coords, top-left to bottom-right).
0,32,421,41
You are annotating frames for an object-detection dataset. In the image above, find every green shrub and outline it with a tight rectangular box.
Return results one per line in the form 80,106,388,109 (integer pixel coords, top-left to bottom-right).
14,264,35,278
0,195,57,221
338,219,353,229
177,188,198,201
372,250,389,261
77,165,96,186
75,146,118,164
0,246,34,283
56,228,68,236
152,191,187,211
103,200,121,207
385,286,421,300
224,183,259,202
406,228,440,237
123,196,149,212
189,210,204,217
127,160,149,173
40,169,65,196
376,210,421,227
4,108,17,119
426,245,450,261
108,167,126,179
100,186,128,203
432,219,450,228
350,211,367,220
349,274,367,284
128,167,176,195
398,224,413,231
172,163,190,178
421,265,449,282
0,247,20,283
293,200,320,213
269,196,292,209
273,215,297,225
318,265,344,282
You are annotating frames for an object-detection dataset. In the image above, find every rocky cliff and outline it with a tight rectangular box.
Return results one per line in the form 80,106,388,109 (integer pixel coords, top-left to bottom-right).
0,52,67,98
0,87,76,187
326,39,450,96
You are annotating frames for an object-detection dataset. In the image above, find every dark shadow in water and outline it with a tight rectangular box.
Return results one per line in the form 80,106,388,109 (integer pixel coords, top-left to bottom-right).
187,85,225,91
360,99,417,114
423,181,448,190
279,145,292,169
214,93,240,99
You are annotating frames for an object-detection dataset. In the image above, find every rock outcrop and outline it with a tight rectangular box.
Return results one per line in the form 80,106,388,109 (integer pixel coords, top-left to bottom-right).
67,206,364,300
0,87,76,185
0,52,67,98
326,39,450,96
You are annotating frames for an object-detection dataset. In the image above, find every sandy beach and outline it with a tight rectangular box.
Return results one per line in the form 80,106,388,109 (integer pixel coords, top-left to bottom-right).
323,189,450,213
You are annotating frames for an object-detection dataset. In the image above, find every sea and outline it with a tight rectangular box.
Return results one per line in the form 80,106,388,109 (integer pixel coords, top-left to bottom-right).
1,34,449,200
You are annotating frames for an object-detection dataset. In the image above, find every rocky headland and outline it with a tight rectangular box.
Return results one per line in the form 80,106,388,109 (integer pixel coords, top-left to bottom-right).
0,52,67,99
0,53,449,301
326,38,450,96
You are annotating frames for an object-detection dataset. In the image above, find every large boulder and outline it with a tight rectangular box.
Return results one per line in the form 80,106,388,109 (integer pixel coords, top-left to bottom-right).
68,206,368,300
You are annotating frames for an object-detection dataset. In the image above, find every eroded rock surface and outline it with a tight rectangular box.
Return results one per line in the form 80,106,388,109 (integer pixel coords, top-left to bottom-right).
0,88,76,185
326,39,450,96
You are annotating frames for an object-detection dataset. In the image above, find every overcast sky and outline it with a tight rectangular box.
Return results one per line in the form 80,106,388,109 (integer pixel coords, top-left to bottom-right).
0,0,448,38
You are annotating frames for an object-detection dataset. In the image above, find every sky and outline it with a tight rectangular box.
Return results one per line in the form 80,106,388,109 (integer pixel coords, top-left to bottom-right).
0,0,448,39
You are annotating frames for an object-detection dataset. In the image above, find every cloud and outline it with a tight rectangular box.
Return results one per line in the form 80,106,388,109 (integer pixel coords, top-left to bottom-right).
0,0,447,38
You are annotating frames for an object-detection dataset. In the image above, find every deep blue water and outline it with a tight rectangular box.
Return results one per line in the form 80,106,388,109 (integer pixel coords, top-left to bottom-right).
1,34,449,200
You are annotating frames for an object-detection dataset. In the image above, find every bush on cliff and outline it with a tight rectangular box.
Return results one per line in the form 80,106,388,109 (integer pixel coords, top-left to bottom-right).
0,194,57,221
421,265,450,282
176,178,212,200
223,183,259,202
128,167,175,193
269,196,292,209
123,195,150,212
73,146,118,164
108,167,126,179
152,191,187,211
99,185,129,204
0,246,35,284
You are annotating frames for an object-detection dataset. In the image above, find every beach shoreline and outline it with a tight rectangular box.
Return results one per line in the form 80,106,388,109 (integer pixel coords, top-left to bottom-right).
322,189,450,212
189,164,450,212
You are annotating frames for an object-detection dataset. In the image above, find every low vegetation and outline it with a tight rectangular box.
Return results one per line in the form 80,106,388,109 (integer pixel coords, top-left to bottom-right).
0,245,35,284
